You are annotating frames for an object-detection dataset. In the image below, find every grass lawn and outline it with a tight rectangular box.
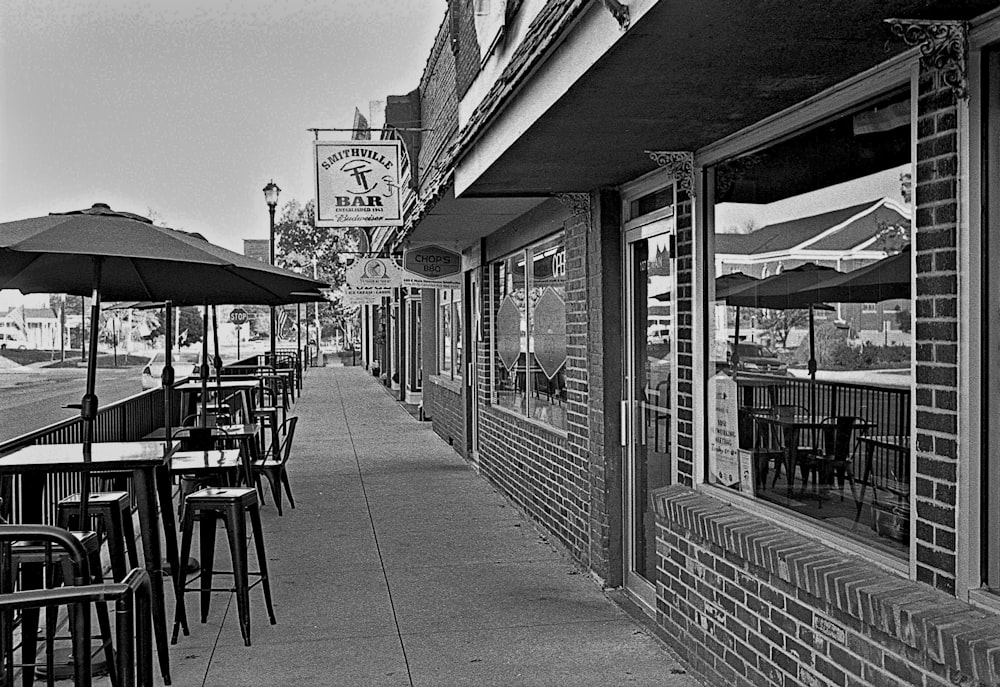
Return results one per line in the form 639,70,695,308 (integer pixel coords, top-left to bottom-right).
0,349,147,368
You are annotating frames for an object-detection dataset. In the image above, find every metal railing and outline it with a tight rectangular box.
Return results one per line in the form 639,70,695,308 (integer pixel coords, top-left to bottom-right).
738,372,911,492
0,389,179,525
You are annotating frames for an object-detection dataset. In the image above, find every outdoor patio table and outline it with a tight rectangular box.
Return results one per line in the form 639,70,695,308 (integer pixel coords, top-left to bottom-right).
855,434,910,517
173,378,263,434
750,414,828,496
145,424,260,485
169,448,242,480
0,441,177,685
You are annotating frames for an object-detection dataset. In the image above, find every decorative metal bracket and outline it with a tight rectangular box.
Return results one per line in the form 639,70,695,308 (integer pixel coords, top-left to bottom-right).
646,151,695,199
886,19,968,100
556,193,590,217
602,0,630,31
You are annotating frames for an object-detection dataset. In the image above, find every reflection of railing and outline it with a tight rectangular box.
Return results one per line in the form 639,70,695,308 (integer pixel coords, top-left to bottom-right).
737,373,911,496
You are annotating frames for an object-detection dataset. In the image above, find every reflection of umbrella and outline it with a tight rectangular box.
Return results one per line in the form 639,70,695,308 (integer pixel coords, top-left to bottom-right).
721,263,840,398
0,204,327,518
791,245,911,304
709,273,759,369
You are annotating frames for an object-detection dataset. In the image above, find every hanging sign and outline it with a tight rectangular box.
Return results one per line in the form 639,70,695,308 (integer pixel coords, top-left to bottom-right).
401,244,462,288
343,258,401,306
314,141,403,228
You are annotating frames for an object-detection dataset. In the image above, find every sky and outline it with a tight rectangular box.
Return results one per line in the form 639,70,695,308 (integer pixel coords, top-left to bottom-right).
0,0,443,255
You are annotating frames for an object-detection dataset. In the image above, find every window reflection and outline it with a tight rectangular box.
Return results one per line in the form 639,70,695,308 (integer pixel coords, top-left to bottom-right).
491,233,566,429
706,89,914,557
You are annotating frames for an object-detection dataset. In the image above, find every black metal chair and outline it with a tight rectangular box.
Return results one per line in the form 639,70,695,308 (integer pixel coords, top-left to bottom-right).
0,525,117,687
252,416,298,516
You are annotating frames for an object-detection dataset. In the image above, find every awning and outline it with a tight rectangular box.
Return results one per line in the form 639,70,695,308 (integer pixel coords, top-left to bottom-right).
455,0,995,197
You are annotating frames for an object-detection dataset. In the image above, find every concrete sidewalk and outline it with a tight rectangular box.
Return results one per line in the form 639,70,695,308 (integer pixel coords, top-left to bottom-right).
163,366,701,686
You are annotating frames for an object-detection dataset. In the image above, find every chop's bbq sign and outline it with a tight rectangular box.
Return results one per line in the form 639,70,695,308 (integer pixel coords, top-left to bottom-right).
314,141,402,228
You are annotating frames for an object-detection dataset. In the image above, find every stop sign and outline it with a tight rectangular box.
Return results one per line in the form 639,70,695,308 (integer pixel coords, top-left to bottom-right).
229,308,249,325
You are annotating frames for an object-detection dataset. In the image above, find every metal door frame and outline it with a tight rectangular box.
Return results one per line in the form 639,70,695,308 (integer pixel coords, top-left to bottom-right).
623,214,677,611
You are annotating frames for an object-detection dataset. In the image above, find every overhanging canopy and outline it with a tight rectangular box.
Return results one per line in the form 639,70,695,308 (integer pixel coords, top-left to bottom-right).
456,0,997,197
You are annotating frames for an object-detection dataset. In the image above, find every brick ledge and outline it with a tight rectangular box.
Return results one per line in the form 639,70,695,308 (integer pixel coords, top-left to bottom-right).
652,485,1000,686
427,374,463,395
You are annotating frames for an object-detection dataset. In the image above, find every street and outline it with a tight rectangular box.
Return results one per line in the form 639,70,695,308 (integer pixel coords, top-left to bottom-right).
0,366,144,444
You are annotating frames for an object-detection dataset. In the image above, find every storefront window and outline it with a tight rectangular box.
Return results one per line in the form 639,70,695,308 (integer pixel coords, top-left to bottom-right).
438,288,462,380
706,88,914,557
491,233,567,430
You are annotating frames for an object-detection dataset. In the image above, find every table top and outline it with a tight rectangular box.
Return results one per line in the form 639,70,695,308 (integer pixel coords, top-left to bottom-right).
144,424,260,440
750,414,827,430
859,434,910,451
0,441,171,471
173,379,260,391
169,449,242,473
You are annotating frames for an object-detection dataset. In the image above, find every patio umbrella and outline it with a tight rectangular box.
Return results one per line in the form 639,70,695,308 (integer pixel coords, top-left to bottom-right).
711,272,759,370
0,203,328,522
790,245,911,304
721,263,840,415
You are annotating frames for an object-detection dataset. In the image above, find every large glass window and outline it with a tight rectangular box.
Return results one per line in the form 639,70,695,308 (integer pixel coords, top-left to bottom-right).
706,88,914,557
490,233,567,430
437,288,462,380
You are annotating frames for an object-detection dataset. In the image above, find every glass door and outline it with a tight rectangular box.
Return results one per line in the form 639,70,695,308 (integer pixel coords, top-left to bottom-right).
467,269,481,455
624,219,675,608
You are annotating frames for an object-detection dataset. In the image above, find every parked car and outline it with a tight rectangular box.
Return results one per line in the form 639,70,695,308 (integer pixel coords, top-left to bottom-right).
0,333,28,350
724,341,787,375
140,350,201,389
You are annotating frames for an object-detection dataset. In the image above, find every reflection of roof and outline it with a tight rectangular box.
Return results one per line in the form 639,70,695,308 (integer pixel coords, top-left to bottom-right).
715,199,908,255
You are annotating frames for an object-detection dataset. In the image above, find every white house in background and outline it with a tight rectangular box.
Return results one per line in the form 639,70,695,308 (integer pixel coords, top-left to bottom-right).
0,306,59,350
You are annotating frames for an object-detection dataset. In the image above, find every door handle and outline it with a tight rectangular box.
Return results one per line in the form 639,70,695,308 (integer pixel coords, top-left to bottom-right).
620,400,628,447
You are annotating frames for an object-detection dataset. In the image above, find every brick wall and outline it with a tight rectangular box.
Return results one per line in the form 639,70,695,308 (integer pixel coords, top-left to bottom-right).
674,192,696,485
650,62,980,687
475,204,597,567
913,67,961,595
426,377,467,456
588,190,623,584
654,487,1000,687
418,8,459,194
449,0,482,99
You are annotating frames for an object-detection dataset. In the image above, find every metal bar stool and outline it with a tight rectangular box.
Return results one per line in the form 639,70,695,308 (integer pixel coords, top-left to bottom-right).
0,525,118,687
56,491,139,584
171,487,275,647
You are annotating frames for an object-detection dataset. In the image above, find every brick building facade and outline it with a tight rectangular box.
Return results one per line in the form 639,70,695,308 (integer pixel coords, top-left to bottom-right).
361,3,1000,685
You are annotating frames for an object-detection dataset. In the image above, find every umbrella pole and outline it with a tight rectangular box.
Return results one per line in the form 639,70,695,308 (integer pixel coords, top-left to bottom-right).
79,257,104,526
212,305,223,413
808,304,817,415
200,304,210,427
732,306,741,372
163,302,174,452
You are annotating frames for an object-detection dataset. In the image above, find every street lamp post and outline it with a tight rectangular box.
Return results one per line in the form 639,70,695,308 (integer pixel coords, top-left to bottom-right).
263,180,281,365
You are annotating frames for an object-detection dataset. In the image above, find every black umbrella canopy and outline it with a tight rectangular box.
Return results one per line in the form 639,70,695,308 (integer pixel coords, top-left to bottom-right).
0,203,328,304
790,246,911,305
0,203,329,524
722,262,841,309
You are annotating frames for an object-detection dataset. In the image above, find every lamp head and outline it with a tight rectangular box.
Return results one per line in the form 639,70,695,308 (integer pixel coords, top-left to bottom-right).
262,180,281,208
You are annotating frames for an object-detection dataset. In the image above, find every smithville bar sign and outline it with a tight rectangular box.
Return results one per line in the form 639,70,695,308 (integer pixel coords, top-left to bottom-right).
402,245,461,288
314,141,402,228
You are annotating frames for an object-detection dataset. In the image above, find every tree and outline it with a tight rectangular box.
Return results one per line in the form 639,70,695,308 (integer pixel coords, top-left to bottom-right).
272,199,357,345
754,308,810,348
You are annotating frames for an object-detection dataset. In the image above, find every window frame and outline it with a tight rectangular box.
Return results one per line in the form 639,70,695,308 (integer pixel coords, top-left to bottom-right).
437,288,463,381
487,231,568,431
694,59,919,577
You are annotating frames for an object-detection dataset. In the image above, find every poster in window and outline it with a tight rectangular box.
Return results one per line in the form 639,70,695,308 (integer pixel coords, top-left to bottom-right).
708,372,740,489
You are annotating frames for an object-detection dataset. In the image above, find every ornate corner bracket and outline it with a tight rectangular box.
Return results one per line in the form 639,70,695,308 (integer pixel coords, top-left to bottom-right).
556,193,591,217
646,151,695,198
886,18,968,99
602,0,630,31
